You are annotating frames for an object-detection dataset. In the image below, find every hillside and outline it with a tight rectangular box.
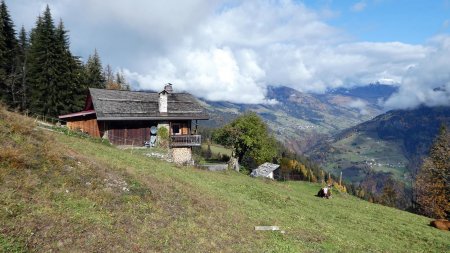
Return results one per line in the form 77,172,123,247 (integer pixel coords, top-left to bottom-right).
1,107,449,252
308,106,450,192
200,84,396,152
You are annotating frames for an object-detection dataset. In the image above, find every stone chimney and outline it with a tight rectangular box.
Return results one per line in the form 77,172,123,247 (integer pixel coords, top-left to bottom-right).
164,83,173,93
159,83,172,114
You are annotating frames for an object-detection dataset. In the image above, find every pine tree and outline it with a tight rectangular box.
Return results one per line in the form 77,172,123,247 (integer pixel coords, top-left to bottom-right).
27,7,58,116
17,26,29,110
0,0,18,105
415,125,450,218
0,14,7,102
27,6,84,117
54,20,84,114
85,49,105,89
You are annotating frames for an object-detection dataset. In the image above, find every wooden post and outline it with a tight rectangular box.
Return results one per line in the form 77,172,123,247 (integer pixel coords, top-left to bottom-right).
339,171,342,186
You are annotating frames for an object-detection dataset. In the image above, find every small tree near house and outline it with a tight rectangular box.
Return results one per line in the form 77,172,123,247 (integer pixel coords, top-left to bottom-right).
213,112,277,171
157,126,169,149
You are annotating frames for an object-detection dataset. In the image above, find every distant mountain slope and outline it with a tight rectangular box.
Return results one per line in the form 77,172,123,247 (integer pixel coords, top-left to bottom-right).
200,84,397,152
308,106,450,188
325,83,398,108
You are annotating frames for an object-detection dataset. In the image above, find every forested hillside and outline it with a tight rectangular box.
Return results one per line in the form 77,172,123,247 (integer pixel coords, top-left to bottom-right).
308,106,450,210
0,2,128,118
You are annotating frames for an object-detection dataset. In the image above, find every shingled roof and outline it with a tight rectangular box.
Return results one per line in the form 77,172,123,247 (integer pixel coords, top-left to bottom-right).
88,88,209,120
250,163,280,178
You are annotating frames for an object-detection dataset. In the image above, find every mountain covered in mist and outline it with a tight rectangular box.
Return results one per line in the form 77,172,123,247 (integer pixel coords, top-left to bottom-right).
199,84,397,152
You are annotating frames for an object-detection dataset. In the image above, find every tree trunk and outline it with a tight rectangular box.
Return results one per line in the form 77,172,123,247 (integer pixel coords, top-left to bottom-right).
228,152,240,172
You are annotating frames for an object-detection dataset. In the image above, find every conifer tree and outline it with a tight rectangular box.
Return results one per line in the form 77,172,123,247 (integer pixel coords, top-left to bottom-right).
85,49,105,89
17,26,28,109
27,6,83,116
415,125,450,218
27,7,57,116
54,20,85,114
0,0,18,105
0,14,7,102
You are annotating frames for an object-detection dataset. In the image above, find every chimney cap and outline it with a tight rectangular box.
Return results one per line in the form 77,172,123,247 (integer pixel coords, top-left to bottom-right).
163,83,173,93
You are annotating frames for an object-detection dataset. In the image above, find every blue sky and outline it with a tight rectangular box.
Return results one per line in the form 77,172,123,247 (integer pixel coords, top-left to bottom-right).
6,0,450,108
305,0,450,44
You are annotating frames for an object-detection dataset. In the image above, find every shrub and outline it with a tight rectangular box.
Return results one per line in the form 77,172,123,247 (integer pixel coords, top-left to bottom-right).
157,126,169,149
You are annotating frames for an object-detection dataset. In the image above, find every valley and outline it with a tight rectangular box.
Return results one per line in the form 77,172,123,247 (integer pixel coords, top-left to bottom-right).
201,84,396,153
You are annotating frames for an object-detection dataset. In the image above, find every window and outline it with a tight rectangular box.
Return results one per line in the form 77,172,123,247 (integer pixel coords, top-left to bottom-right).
172,124,180,135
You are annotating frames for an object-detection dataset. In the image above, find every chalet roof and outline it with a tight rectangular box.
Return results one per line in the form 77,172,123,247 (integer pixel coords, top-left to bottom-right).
89,88,209,120
250,163,280,178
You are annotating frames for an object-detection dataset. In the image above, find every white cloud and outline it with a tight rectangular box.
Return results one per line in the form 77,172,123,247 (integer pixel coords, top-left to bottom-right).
383,35,450,109
7,0,449,107
348,99,369,115
117,0,430,103
351,1,367,12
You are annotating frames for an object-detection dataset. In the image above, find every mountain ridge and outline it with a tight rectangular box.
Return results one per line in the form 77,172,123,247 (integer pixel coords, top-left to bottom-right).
307,106,450,190
200,84,398,152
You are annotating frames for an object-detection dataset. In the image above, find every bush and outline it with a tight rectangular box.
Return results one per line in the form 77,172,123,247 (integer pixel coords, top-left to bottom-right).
157,126,169,149
221,154,230,162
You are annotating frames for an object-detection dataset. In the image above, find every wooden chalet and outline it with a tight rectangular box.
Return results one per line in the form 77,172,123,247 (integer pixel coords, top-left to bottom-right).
59,84,209,164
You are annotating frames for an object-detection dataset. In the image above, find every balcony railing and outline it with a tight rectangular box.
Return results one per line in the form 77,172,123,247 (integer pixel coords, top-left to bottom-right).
170,135,202,147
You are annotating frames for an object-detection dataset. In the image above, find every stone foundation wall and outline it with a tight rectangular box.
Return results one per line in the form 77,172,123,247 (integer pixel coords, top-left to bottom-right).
171,147,193,165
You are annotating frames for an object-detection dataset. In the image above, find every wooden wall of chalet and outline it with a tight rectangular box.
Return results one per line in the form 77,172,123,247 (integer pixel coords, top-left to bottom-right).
67,117,101,138
107,121,155,146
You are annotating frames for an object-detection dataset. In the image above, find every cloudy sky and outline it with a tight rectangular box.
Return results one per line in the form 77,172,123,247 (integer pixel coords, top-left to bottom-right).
7,0,450,108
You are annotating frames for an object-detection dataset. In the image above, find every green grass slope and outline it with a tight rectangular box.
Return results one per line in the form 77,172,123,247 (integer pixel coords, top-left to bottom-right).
1,108,449,252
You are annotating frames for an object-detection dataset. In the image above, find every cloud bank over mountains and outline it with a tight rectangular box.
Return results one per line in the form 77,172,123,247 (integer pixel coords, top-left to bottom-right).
9,0,450,108
384,36,450,109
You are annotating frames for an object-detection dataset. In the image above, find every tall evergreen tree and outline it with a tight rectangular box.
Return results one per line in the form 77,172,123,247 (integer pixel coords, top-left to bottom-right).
27,6,58,116
0,13,7,102
85,49,105,89
415,125,450,218
17,26,28,110
54,20,85,113
27,6,83,117
0,0,18,105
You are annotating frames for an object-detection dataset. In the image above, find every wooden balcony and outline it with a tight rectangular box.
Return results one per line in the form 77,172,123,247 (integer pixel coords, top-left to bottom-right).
170,135,202,147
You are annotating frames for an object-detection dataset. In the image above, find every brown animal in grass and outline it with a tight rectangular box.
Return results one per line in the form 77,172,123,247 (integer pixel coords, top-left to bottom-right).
430,219,450,231
317,185,332,199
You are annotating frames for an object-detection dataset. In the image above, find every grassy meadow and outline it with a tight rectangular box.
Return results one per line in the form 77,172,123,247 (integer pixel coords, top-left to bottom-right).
1,107,449,252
